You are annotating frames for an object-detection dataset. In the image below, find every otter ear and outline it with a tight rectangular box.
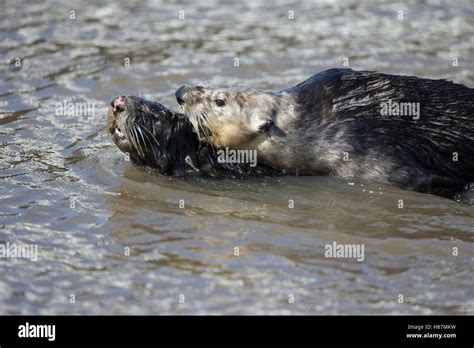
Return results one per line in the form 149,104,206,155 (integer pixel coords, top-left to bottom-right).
258,119,274,133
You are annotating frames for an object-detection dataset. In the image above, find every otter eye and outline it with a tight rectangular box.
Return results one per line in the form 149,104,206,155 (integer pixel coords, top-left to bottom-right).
215,99,226,107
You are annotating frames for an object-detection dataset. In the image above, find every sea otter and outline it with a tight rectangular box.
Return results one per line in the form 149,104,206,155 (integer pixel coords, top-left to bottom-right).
106,95,278,177
175,68,474,196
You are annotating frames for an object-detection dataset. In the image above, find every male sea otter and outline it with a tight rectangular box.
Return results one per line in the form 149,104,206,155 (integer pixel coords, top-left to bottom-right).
175,68,474,196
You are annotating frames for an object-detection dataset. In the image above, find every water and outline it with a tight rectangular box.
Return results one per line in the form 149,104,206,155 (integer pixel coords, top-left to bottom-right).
1,0,473,314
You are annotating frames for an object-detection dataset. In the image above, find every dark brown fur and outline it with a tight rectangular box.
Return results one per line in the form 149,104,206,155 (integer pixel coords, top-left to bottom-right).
106,96,278,177
177,69,474,197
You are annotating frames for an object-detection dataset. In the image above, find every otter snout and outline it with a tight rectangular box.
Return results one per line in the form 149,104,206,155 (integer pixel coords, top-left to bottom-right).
111,95,126,113
175,85,205,106
175,85,188,105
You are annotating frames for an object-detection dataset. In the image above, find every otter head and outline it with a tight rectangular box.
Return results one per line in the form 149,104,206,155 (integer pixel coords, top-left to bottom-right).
175,85,278,149
107,95,199,174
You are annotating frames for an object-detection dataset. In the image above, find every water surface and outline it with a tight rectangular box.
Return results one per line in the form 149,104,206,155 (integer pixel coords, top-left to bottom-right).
0,0,473,314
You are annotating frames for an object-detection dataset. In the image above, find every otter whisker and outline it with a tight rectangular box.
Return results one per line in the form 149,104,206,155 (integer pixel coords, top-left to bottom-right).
140,125,161,149
187,106,201,139
191,108,211,144
198,109,214,145
138,126,157,159
130,126,145,158
127,127,139,156
135,125,149,153
188,109,199,135
197,113,210,143
135,127,147,158
183,105,215,148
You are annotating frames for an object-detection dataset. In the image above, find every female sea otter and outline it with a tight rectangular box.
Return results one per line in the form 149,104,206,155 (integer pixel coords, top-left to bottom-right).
175,68,474,196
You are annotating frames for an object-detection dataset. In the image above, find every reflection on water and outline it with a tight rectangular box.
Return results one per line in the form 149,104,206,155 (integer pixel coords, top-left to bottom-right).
0,0,473,314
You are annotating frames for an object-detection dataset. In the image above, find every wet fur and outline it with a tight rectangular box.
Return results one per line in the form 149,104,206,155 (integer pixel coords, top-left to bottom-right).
180,68,474,197
106,96,278,177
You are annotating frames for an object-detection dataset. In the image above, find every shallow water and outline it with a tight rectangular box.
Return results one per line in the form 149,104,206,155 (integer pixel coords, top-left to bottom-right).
1,0,473,314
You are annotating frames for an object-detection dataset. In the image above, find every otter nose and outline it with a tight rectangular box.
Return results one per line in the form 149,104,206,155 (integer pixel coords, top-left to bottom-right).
175,86,187,105
111,96,126,112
